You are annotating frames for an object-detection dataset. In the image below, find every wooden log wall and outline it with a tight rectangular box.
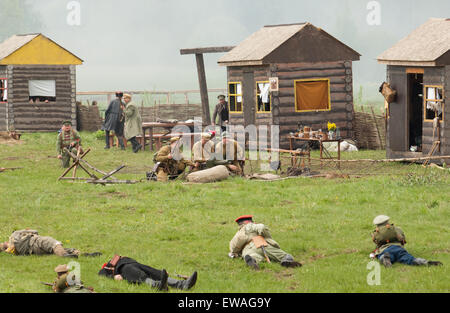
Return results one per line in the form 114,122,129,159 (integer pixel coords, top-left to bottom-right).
227,61,355,149
444,65,450,155
76,102,103,131
422,67,445,155
8,65,75,132
0,66,6,131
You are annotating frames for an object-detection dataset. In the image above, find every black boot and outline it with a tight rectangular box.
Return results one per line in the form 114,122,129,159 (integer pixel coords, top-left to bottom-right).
118,137,125,150
281,260,302,268
244,255,260,270
167,271,198,290
145,269,168,292
427,261,443,266
380,252,392,268
81,252,103,257
104,131,110,149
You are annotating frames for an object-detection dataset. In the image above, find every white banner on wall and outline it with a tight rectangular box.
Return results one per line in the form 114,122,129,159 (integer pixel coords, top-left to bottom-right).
28,80,56,97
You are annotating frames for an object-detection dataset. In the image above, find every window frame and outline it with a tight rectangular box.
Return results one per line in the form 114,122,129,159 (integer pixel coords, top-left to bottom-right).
28,79,57,103
294,78,331,113
228,81,243,113
256,81,271,113
0,78,7,103
423,85,444,122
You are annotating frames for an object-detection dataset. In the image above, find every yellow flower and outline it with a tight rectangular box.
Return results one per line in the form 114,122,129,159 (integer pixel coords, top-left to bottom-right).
327,122,336,131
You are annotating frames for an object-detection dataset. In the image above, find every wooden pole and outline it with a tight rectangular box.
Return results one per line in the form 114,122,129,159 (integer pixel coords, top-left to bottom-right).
307,155,450,163
195,53,211,124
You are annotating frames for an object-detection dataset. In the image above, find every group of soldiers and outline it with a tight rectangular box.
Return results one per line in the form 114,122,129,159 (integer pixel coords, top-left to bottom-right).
0,214,442,293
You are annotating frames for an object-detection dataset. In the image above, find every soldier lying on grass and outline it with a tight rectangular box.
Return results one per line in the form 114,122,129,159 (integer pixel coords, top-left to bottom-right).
0,229,101,258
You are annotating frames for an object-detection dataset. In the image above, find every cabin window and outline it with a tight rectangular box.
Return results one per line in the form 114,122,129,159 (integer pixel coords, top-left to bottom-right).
228,82,243,113
424,86,444,121
0,78,7,102
256,81,271,113
28,80,56,103
294,79,331,112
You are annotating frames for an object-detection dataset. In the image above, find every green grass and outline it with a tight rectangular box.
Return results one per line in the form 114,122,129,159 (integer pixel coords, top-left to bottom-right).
0,132,449,293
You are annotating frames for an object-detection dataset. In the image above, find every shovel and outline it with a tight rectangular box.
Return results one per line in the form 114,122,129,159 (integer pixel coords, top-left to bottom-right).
252,235,271,263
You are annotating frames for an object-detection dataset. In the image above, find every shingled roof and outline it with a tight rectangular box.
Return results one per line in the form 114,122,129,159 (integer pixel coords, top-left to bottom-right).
378,18,450,66
0,34,39,61
218,22,360,66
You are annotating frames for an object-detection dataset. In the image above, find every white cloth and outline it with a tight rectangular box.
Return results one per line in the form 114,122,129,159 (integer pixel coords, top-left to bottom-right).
1,80,7,101
426,87,442,115
258,83,270,103
28,80,56,97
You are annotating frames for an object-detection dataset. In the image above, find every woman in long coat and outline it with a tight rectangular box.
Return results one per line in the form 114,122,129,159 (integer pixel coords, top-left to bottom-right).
123,93,143,153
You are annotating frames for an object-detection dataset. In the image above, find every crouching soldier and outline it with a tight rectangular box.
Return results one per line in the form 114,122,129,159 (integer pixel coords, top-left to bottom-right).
98,255,197,292
154,137,194,182
0,229,101,258
52,264,94,293
371,215,443,267
56,120,82,168
214,132,245,176
229,215,302,270
192,132,216,172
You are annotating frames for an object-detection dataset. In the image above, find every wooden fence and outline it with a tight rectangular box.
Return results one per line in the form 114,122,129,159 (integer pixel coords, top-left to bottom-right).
353,107,386,150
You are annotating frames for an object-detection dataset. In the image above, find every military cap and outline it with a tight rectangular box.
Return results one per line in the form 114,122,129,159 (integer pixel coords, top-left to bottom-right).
235,215,253,224
54,264,69,273
115,91,124,97
62,120,72,126
373,215,390,225
169,137,180,143
218,94,226,100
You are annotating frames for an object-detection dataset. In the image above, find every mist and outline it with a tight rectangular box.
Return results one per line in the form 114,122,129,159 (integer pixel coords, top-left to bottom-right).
1,0,449,102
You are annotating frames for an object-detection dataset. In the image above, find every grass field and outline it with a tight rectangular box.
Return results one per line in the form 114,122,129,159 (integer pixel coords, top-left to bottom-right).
0,132,449,293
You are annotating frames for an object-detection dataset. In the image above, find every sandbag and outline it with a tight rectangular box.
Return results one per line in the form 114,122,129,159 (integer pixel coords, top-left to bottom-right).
186,165,230,183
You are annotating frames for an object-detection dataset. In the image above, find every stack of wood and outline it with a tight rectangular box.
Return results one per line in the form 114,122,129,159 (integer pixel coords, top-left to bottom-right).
353,108,386,150
76,102,103,131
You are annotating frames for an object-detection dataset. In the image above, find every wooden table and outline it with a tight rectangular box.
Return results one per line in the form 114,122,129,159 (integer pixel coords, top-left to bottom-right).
141,122,195,151
288,136,343,168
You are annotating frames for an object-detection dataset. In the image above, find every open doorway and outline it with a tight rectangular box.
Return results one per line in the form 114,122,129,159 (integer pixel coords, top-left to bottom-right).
407,73,423,151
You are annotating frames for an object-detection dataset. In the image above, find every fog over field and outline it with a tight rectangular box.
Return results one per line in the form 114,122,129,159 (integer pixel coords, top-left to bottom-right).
1,0,449,102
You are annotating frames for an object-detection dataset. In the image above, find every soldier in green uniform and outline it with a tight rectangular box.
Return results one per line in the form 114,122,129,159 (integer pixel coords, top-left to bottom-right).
154,137,194,182
0,229,101,258
371,215,443,267
214,132,245,175
52,264,93,293
229,215,302,270
56,120,82,168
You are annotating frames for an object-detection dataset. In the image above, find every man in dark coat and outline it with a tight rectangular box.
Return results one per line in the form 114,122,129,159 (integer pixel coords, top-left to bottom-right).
212,94,229,132
98,255,197,292
102,92,124,149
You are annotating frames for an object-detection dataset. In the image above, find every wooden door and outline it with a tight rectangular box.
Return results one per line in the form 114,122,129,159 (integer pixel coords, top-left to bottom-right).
387,68,408,151
243,71,255,127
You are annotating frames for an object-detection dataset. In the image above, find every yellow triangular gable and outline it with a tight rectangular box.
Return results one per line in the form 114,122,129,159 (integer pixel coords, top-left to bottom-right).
0,34,83,65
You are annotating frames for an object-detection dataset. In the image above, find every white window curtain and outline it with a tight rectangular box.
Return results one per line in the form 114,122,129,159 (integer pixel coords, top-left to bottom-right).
426,87,442,115
28,80,56,97
1,80,6,101
258,83,270,103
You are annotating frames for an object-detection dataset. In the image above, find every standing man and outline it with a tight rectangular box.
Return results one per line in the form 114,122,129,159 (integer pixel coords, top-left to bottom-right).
371,215,443,267
212,94,229,132
229,215,302,270
192,132,215,171
102,92,124,149
56,120,81,168
123,93,143,153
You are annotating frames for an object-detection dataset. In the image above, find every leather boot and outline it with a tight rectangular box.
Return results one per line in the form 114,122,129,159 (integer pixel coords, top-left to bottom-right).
104,131,110,149
145,269,168,291
244,255,260,270
167,271,198,290
380,252,392,268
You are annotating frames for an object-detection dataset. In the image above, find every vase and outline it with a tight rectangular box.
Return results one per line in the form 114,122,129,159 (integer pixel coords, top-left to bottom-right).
328,131,335,139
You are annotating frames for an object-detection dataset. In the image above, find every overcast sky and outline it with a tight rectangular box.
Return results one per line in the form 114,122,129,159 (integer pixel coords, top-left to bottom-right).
6,0,450,100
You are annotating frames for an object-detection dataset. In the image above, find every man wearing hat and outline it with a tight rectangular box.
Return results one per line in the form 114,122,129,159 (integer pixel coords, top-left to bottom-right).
123,93,143,153
371,215,443,267
102,91,125,150
229,215,302,270
192,132,216,171
154,136,194,181
214,131,245,175
56,120,82,168
212,94,229,131
52,264,93,293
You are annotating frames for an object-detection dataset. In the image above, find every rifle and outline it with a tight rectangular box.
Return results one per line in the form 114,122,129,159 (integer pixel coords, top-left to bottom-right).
252,236,271,263
41,282,54,287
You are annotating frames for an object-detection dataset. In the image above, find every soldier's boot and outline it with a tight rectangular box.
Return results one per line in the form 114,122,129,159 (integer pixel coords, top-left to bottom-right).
379,252,392,268
53,245,79,258
412,258,442,266
118,137,125,150
244,255,260,270
81,252,103,257
427,261,443,266
167,271,198,290
281,255,302,268
145,269,168,292
104,131,110,149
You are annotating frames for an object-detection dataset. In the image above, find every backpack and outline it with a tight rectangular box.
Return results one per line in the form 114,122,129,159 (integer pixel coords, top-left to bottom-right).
10,229,39,255
373,224,404,246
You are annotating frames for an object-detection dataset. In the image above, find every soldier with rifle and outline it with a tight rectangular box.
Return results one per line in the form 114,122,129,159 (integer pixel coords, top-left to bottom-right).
229,215,302,270
371,215,443,267
42,264,94,293
56,120,82,168
214,132,245,176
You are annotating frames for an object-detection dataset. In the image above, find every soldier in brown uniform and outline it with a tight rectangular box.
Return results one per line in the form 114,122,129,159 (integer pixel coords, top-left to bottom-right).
52,264,93,293
154,137,193,182
56,120,82,168
192,132,216,172
214,132,245,175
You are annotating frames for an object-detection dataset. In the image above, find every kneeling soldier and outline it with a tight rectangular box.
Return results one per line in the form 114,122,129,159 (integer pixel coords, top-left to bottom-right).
56,120,82,168
154,137,193,182
192,132,216,172
98,255,197,292
214,132,245,175
372,215,443,267
52,264,93,293
229,215,302,270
